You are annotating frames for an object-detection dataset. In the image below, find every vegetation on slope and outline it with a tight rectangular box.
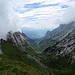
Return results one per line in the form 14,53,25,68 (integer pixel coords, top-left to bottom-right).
1,39,75,75
0,39,46,75
40,53,75,75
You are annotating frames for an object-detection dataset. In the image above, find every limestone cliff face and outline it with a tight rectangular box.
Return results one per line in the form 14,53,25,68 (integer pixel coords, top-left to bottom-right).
36,21,75,52
44,28,75,64
7,31,29,52
41,21,75,64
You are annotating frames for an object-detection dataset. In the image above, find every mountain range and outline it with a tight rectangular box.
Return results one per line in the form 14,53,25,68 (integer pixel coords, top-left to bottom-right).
34,21,75,52
21,27,48,39
1,21,75,75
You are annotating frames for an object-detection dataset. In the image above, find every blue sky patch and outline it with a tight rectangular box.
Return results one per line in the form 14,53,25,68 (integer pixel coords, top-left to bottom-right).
61,5,69,8
69,0,75,1
24,3,41,8
14,8,33,13
24,3,59,9
42,3,59,7
15,3,59,13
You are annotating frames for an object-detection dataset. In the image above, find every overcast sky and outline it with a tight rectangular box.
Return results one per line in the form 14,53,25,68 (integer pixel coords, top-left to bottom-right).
0,0,75,39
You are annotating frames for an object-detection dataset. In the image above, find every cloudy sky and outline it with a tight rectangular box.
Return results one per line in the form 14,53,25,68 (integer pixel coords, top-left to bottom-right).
0,0,75,39
12,0,75,29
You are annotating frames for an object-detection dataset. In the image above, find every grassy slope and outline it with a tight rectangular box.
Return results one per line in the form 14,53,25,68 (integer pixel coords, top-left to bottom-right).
40,53,75,75
0,40,46,75
2,39,75,75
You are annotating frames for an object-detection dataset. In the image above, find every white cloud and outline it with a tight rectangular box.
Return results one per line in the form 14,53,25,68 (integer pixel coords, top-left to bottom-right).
61,2,75,24
17,0,75,29
18,6,62,17
17,1,65,29
27,0,44,4
0,0,20,39
0,0,75,39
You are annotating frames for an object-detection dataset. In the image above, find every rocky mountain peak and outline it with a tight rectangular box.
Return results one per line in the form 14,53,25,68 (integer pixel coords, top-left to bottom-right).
43,21,75,64
7,31,29,52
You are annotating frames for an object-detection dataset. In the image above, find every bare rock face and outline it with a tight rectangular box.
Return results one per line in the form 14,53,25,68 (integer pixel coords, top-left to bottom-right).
44,28,75,64
43,21,75,64
7,31,29,52
37,21,75,52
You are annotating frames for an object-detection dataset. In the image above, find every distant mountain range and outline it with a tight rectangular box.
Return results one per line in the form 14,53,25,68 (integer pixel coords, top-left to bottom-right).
21,27,49,39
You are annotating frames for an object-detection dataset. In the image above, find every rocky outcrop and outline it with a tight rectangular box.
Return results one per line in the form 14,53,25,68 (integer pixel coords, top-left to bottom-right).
36,21,75,52
43,28,75,64
7,31,29,52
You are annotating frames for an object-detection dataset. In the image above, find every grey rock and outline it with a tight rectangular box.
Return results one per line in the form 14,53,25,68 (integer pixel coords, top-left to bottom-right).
7,31,29,52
